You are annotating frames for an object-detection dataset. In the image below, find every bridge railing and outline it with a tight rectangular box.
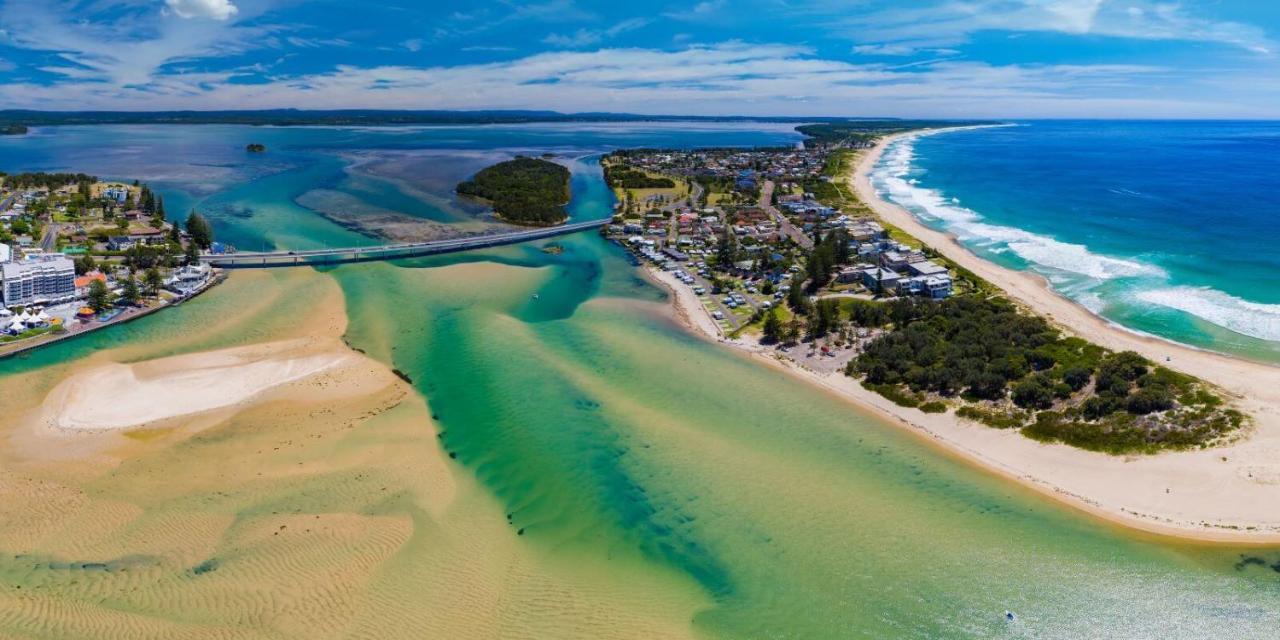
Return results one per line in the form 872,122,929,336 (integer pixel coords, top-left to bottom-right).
203,218,609,268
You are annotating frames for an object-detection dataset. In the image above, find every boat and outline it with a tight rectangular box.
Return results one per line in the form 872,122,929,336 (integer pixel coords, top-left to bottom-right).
1005,611,1016,622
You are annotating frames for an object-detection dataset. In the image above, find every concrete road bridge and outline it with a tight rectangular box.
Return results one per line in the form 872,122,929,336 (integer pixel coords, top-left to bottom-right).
201,219,608,268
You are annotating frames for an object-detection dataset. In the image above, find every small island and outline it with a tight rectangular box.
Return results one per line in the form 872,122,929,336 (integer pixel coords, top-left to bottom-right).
456,157,570,226
1,124,29,136
245,143,267,153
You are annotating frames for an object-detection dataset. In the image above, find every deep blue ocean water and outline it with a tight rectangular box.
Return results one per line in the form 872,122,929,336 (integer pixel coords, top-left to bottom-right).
873,121,1280,363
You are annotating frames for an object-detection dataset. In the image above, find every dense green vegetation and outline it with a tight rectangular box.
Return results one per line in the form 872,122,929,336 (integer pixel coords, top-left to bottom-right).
0,124,28,135
840,296,1241,453
603,164,676,189
0,171,97,190
797,120,992,147
457,157,570,226
186,211,215,249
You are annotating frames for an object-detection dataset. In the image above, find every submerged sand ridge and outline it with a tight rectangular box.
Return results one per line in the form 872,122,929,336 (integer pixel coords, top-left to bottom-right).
37,339,360,431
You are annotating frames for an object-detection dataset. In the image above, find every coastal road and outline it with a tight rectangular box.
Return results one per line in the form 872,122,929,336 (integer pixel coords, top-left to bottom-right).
760,180,813,250
204,218,609,268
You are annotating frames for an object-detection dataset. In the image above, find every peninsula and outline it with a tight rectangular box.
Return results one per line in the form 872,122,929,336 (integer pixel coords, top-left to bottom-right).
457,157,570,226
607,127,1279,541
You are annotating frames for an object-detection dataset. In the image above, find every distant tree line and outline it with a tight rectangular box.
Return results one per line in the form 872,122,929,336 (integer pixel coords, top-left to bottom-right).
457,157,570,226
0,171,98,190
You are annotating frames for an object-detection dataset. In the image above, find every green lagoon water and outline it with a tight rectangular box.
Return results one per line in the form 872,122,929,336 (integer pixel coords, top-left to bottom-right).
3,124,1280,637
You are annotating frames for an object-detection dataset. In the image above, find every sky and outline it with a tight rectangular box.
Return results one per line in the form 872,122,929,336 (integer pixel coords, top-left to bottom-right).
1,0,1279,118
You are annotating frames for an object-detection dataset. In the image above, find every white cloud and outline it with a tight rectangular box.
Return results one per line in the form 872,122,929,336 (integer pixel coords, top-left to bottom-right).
840,0,1274,56
4,40,1271,119
165,0,238,21
543,17,651,49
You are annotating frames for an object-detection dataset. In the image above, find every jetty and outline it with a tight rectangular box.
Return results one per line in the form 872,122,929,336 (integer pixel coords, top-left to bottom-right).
201,219,608,268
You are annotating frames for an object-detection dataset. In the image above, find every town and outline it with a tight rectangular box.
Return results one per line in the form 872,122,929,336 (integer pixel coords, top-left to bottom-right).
0,172,220,355
602,146,969,361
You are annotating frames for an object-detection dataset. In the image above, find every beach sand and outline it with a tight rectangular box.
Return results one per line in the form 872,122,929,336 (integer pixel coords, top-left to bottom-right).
645,135,1280,542
0,266,705,639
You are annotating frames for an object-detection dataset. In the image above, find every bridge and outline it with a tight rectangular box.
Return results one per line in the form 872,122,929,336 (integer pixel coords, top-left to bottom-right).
201,218,609,268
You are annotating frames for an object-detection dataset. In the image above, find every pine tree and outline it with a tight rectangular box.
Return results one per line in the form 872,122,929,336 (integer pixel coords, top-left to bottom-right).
120,277,140,305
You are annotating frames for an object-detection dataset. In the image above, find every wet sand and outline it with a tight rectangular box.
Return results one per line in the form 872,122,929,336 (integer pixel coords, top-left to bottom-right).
0,266,705,639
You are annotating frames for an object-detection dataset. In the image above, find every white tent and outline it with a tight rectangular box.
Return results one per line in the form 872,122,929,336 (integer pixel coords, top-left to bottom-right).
7,320,24,334
0,308,11,318
15,311,31,324
34,310,51,323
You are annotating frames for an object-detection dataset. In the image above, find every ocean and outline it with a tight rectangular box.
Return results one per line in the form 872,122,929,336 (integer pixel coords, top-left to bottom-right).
872,120,1280,363
2,123,1280,638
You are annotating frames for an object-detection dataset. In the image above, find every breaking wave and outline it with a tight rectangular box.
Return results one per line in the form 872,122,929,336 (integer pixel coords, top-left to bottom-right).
873,130,1279,344
1135,287,1280,342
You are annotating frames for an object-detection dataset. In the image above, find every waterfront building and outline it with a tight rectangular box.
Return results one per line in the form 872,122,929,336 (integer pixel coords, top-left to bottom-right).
0,243,9,263
1,256,77,307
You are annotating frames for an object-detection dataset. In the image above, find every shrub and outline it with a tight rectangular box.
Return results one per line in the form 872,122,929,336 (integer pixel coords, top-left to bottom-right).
919,401,947,414
866,383,921,408
1011,375,1054,410
1126,386,1175,415
1062,366,1093,391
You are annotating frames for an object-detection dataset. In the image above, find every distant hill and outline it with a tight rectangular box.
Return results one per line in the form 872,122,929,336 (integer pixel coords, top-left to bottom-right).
0,109,955,128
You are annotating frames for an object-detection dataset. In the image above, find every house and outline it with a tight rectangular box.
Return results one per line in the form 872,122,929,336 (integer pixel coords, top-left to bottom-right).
128,228,168,244
861,266,901,293
108,236,136,251
75,272,107,297
103,187,130,203
906,261,948,278
836,266,863,284
923,275,953,299
880,251,910,271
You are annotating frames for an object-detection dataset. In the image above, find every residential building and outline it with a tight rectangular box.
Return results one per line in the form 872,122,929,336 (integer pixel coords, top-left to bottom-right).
861,266,901,292
0,243,9,263
906,261,948,277
1,256,76,307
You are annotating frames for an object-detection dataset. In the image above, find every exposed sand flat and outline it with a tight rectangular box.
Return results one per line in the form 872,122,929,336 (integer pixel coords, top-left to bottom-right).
0,266,707,639
643,137,1280,542
37,339,360,431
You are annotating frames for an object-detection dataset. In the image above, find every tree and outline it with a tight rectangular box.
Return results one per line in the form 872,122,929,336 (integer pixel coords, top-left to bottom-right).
120,276,140,305
144,267,164,297
762,308,783,344
715,225,738,271
1011,375,1054,410
73,255,97,276
186,210,214,249
184,240,200,265
87,279,114,313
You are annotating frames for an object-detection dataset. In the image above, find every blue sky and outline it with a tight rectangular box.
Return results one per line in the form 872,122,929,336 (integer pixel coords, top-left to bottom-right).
1,0,1278,117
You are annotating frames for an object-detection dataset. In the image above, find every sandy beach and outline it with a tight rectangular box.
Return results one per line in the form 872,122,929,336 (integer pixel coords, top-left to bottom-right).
647,132,1280,543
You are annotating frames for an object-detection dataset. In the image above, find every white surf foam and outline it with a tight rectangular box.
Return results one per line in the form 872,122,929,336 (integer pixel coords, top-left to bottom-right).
873,131,1280,344
1135,287,1280,342
874,135,1163,282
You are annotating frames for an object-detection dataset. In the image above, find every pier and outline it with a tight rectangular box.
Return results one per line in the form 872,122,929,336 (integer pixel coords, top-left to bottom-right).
201,219,608,268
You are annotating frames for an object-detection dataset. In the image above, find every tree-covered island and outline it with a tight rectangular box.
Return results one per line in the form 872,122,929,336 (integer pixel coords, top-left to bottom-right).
1,124,29,136
245,143,267,152
456,157,570,226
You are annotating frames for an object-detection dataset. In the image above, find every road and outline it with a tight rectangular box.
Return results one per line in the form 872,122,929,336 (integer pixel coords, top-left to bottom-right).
203,218,609,268
760,180,813,250
40,222,59,253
